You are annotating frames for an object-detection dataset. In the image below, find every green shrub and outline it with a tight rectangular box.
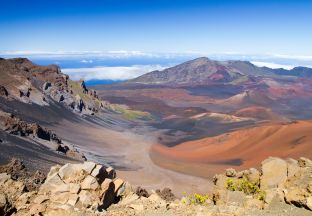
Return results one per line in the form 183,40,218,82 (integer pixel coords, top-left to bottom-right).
225,178,265,201
257,190,266,201
182,192,209,205
226,178,236,191
237,179,261,194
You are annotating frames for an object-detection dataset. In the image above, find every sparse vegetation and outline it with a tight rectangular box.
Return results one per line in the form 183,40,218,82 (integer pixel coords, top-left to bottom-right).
110,104,152,120
182,192,210,205
226,178,266,201
226,178,236,191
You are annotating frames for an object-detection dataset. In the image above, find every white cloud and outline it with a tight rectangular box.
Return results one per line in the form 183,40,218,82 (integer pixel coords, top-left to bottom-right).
80,59,93,63
2,50,312,68
251,61,295,70
271,54,312,61
62,64,168,81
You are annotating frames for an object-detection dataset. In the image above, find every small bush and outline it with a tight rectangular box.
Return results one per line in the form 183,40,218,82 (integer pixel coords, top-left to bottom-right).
257,190,266,201
182,192,209,205
237,179,260,194
226,178,236,191
225,178,265,201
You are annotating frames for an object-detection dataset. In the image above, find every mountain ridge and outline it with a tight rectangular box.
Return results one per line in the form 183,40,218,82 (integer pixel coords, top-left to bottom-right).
128,57,312,85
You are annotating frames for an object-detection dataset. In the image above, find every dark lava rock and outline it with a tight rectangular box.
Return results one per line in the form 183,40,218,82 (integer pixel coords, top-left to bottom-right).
0,85,8,97
42,82,52,91
19,88,30,97
156,188,176,202
136,186,150,198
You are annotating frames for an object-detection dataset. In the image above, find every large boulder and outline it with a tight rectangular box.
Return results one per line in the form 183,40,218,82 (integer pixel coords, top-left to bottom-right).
13,161,127,215
260,157,288,189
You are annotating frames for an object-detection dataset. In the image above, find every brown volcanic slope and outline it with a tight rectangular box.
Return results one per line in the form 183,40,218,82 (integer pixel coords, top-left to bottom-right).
233,106,286,121
151,120,312,178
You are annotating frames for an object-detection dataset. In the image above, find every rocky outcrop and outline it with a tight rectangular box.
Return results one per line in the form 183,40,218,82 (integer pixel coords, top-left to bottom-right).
0,159,46,192
260,157,288,189
0,58,107,115
212,156,312,213
0,85,8,97
0,110,86,161
74,95,85,112
1,157,312,216
0,161,127,215
0,111,61,143
19,88,31,98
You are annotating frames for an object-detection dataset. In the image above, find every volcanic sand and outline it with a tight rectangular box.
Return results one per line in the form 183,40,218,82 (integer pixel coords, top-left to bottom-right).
48,118,213,197
151,121,312,178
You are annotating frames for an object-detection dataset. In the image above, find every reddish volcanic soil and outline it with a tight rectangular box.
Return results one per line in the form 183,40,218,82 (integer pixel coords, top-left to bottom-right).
233,106,286,121
151,120,312,178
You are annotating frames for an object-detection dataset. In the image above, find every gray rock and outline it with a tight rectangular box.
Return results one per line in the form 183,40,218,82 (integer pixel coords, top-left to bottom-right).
67,194,79,206
213,174,227,188
58,163,86,183
52,184,70,194
260,157,288,189
246,168,260,184
40,172,66,193
113,178,124,194
286,158,300,178
47,164,61,179
78,190,93,208
91,164,103,177
33,195,49,204
225,168,237,177
80,175,99,190
80,161,97,174
69,183,81,194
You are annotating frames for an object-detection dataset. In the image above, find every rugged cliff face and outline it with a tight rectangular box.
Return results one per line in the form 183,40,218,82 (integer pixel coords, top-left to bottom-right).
0,110,86,161
1,157,312,216
0,58,105,115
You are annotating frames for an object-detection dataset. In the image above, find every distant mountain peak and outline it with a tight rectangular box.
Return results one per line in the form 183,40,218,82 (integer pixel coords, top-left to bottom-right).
128,57,312,86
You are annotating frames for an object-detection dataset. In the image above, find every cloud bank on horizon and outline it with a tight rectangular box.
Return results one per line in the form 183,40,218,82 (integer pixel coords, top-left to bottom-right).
2,50,312,81
62,64,168,81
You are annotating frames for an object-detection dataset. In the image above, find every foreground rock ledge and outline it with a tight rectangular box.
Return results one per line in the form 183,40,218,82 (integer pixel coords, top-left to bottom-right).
1,157,312,216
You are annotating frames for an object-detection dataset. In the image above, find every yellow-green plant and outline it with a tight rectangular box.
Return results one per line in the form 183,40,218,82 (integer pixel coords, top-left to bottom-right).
109,104,152,120
237,179,261,194
226,178,236,191
225,178,265,201
182,192,209,205
257,190,266,201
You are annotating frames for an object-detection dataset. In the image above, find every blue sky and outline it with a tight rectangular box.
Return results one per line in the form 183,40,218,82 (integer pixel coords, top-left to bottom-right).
1,0,312,55
1,0,312,82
